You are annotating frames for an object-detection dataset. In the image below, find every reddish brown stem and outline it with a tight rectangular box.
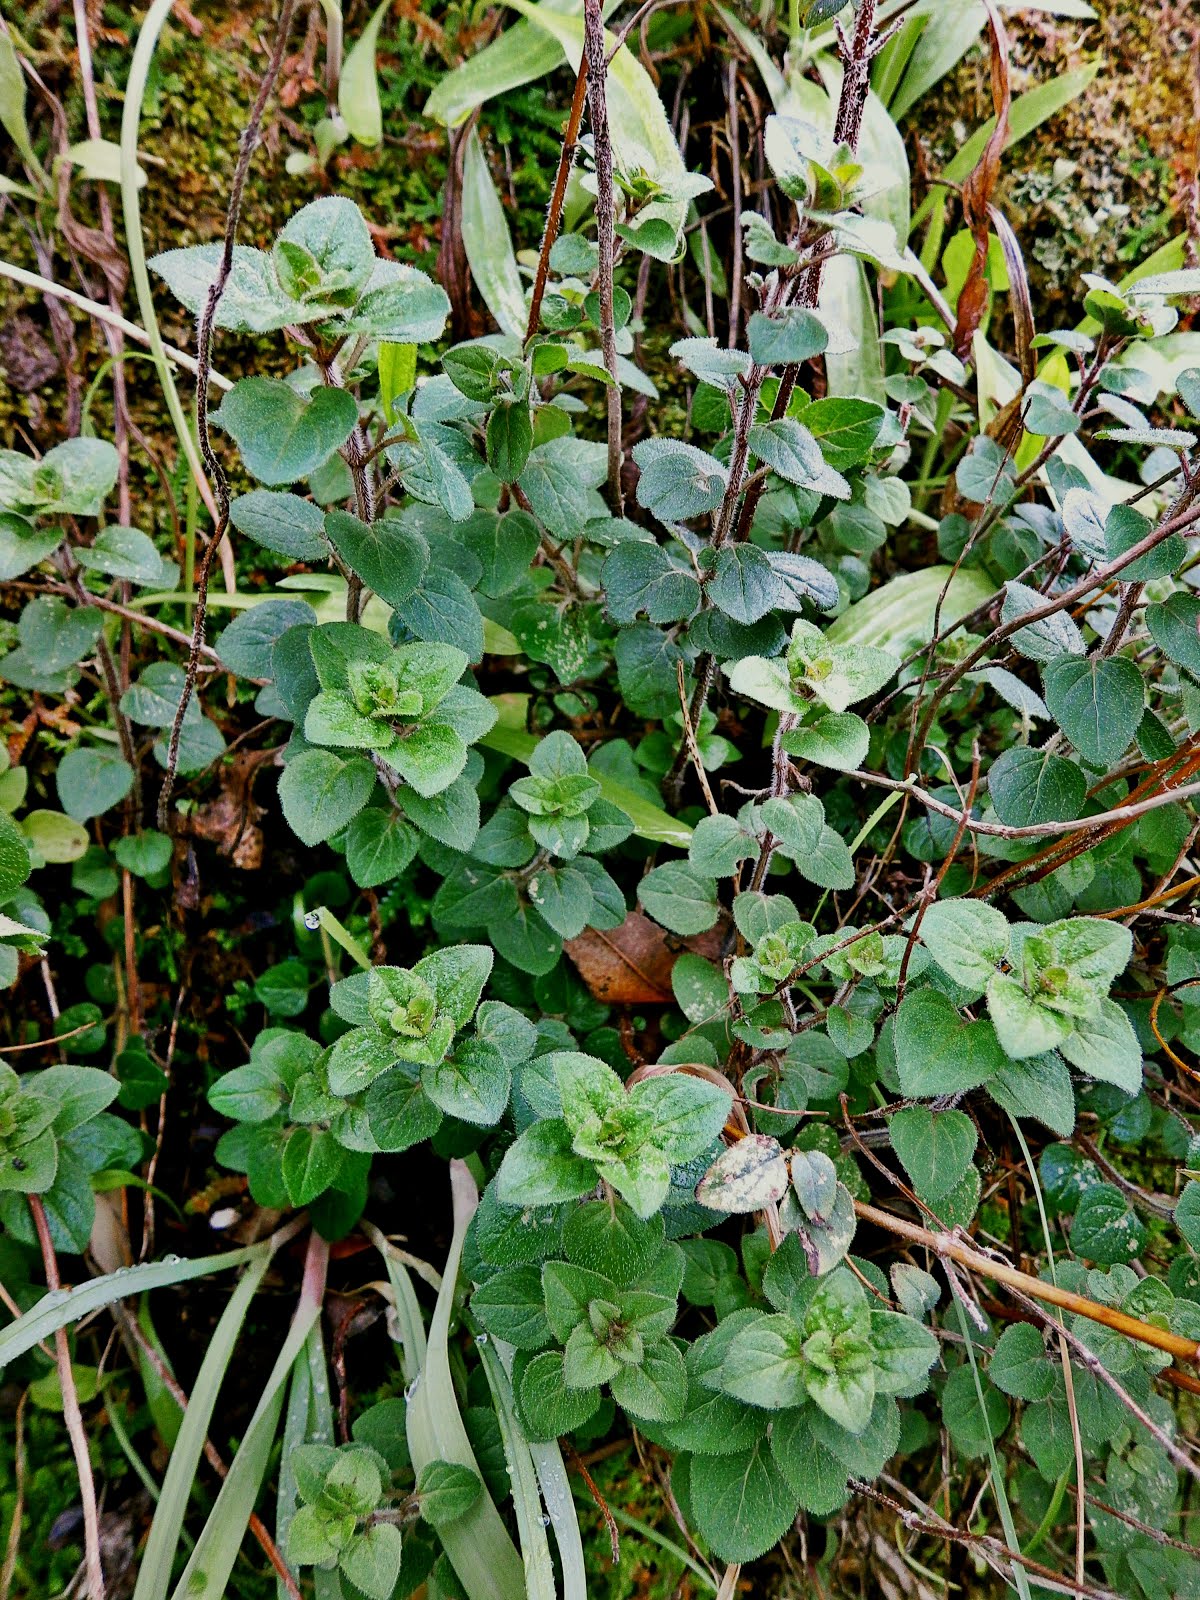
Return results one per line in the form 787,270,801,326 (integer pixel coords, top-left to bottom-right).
29,1196,105,1600
526,55,589,343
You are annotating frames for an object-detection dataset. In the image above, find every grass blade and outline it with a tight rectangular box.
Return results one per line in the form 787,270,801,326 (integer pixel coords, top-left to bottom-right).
461,127,527,338
362,1219,429,1384
473,1336,557,1600
339,0,389,145
502,0,687,255
120,0,220,527
424,0,621,129
276,1322,337,1600
528,1435,587,1600
167,1233,328,1600
405,1162,525,1600
952,1298,1033,1600
131,1248,274,1600
0,1231,300,1369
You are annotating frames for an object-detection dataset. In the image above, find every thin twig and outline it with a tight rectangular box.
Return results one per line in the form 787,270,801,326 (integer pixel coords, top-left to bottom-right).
676,660,718,814
846,766,1200,840
854,1199,1200,1365
157,0,298,829
1005,1281,1200,1488
527,56,589,342
29,1196,105,1600
859,1476,1119,1600
0,1390,26,1600
583,0,624,513
909,490,1200,759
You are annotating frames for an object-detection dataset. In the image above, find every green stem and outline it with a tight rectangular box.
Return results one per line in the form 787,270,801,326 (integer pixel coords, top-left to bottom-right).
913,387,956,513
1024,1466,1070,1560
602,1506,719,1593
952,1300,1033,1600
309,905,371,971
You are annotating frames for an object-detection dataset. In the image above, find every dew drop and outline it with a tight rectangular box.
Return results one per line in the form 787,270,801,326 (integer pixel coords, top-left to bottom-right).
404,1377,421,1401
474,1331,489,1346
303,910,321,931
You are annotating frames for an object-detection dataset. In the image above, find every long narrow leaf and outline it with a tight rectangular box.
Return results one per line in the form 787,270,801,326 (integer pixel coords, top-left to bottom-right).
308,1327,340,1600
406,1163,525,1600
136,1299,184,1450
821,254,886,404
121,0,218,525
502,0,688,257
825,565,997,656
461,128,527,337
915,63,1100,269
339,0,390,145
131,1250,274,1600
275,1334,311,1593
0,1236,285,1368
890,1,986,122
872,14,927,110
168,1234,329,1600
940,62,1100,188
474,1337,557,1600
953,1298,1034,1600
276,1323,337,1600
0,28,44,179
425,0,618,129
362,1219,428,1384
528,1435,587,1600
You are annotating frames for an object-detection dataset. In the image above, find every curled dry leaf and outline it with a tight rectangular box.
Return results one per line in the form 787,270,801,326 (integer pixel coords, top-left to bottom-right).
952,0,1011,360
186,749,269,867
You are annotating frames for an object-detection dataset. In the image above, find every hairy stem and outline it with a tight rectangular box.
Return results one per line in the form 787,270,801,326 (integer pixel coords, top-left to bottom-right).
583,0,624,513
157,0,299,829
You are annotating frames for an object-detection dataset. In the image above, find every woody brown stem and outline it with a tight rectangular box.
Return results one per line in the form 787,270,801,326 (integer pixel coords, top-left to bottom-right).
526,55,589,343
583,0,624,513
854,1199,1200,1365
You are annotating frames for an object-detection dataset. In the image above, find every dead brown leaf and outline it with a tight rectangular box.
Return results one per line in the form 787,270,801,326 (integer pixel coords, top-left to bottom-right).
565,910,725,1004
56,179,129,301
952,0,1011,360
185,749,270,867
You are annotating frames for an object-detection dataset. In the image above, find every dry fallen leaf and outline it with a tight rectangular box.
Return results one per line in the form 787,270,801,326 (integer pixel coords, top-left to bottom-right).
186,749,269,867
565,909,725,1004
